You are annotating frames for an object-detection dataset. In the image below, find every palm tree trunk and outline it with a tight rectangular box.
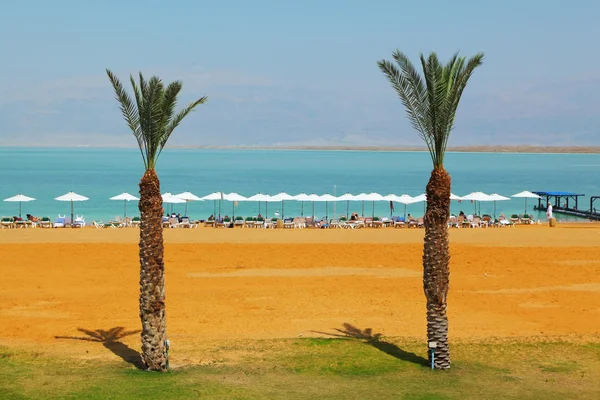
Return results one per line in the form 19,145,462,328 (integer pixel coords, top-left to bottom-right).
138,169,167,371
423,166,451,370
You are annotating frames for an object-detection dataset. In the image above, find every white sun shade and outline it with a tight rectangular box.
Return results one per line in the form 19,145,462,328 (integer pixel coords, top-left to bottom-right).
175,192,203,201
511,190,541,199
162,193,186,204
4,194,36,202
110,192,139,201
55,192,89,201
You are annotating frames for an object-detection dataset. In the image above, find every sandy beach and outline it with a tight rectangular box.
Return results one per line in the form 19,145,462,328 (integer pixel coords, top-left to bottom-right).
1,224,599,363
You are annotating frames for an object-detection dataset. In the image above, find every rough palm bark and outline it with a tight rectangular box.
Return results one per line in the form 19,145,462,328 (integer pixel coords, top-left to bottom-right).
423,167,451,369
138,169,167,371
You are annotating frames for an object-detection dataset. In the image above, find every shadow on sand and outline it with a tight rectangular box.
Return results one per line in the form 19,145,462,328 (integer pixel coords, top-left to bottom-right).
313,323,428,367
55,327,143,369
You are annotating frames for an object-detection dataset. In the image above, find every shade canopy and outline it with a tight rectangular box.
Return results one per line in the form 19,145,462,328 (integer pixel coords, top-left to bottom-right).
411,193,427,203
396,194,416,204
4,194,36,218
247,193,272,202
223,192,247,202
162,193,186,204
4,194,36,202
55,192,89,202
511,190,541,199
270,192,295,201
292,193,313,201
336,193,357,201
450,193,462,200
201,192,224,201
460,192,492,201
488,193,510,201
318,193,339,202
355,192,385,201
175,192,203,201
110,192,139,201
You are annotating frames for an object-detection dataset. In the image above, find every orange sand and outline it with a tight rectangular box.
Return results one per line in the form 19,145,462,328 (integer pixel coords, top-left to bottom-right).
1,224,599,360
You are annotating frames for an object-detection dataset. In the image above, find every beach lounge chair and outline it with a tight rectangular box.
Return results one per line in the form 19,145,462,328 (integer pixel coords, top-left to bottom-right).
38,217,52,228
131,216,141,227
521,214,532,224
53,216,66,228
204,216,215,227
394,217,406,228
283,218,295,228
92,221,110,229
371,217,383,228
234,216,245,227
1,217,14,229
293,217,306,229
15,220,33,229
510,214,520,224
73,215,86,228
243,217,254,228
448,216,459,229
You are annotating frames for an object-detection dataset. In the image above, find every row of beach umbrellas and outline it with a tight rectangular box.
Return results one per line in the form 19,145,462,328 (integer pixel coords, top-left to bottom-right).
3,190,542,221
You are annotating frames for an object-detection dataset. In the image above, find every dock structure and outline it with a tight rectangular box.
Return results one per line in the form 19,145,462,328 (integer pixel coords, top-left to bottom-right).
533,191,600,221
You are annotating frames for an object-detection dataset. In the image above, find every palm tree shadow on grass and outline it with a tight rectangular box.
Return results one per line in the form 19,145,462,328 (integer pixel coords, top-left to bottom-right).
55,327,142,369
313,323,428,367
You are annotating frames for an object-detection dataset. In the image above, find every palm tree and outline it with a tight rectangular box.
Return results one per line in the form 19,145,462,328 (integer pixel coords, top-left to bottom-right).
107,69,207,371
378,51,483,369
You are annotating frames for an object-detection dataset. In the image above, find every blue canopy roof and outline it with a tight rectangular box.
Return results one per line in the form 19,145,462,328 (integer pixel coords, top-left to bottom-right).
534,191,585,196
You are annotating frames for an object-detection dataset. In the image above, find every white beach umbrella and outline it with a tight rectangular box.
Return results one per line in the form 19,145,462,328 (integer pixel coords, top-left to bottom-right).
383,194,415,218
511,190,541,213
460,192,492,215
300,193,321,219
488,193,510,218
55,192,89,224
109,192,139,219
4,194,36,218
317,193,340,220
201,192,224,218
162,193,186,203
336,192,357,217
223,192,247,218
247,193,269,215
175,191,203,216
355,192,385,218
292,193,312,216
270,192,295,218
162,192,186,215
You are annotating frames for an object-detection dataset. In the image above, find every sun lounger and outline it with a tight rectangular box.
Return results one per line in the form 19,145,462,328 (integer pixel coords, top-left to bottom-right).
1,217,15,229
38,217,52,228
234,216,245,227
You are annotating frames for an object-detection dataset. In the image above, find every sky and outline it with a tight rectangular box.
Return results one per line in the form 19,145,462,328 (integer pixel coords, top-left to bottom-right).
1,0,599,147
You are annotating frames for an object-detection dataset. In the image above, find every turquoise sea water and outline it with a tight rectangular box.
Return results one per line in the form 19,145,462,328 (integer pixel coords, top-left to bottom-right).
1,147,599,222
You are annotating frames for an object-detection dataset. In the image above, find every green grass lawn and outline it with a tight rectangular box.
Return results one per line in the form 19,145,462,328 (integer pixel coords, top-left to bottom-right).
1,337,599,400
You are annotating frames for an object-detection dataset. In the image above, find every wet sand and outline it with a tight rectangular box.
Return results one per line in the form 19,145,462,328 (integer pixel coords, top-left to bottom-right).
1,224,599,360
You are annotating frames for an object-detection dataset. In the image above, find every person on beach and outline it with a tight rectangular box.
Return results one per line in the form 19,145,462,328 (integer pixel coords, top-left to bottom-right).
546,202,553,220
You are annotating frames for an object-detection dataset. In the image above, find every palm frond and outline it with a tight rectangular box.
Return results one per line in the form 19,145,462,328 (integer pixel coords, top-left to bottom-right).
157,96,208,160
106,69,146,168
378,50,484,168
377,55,433,159
107,70,208,170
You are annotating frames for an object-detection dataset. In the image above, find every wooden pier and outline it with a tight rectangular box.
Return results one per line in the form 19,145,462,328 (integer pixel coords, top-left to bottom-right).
533,191,600,221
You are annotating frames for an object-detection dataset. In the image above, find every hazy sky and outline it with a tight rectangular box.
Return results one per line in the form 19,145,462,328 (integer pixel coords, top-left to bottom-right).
1,0,599,147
